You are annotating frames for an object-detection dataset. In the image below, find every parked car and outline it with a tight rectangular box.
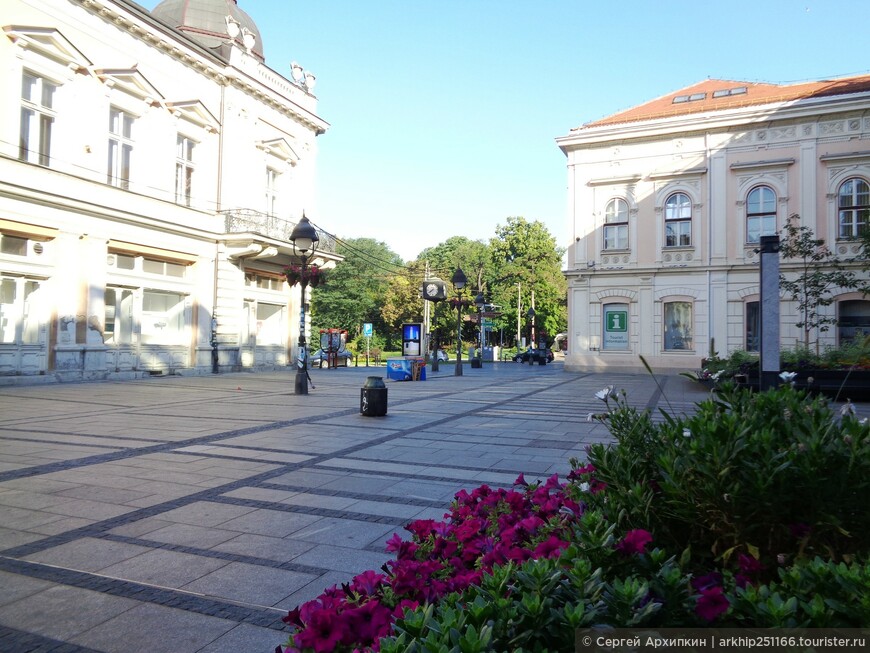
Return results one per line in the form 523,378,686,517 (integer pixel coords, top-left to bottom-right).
513,347,554,364
433,349,449,362
309,349,352,367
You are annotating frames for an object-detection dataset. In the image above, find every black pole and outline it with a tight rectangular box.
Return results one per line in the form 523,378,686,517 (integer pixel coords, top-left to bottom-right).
455,297,463,376
294,259,310,395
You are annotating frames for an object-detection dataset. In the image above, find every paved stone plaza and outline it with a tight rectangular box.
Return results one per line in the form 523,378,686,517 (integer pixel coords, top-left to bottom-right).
0,362,858,653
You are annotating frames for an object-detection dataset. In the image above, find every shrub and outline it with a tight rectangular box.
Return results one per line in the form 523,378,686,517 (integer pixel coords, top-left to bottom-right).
577,384,870,574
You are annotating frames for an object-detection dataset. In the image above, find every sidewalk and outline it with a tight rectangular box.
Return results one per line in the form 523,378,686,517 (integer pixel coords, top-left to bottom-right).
0,363,851,652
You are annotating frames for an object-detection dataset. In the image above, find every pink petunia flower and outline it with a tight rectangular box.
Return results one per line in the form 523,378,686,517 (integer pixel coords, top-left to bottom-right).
615,529,653,555
696,586,729,622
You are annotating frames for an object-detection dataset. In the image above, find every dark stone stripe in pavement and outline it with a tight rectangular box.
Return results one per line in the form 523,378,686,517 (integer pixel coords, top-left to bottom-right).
0,624,105,653
212,495,409,526
96,533,331,576
0,374,584,559
256,482,452,508
0,557,288,630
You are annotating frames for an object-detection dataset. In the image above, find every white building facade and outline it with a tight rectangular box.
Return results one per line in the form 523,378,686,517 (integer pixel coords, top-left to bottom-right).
0,0,339,382
558,76,870,372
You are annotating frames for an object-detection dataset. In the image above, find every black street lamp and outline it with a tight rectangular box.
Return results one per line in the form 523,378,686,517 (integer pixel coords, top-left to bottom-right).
289,214,319,395
474,291,485,365
526,306,536,350
451,267,467,376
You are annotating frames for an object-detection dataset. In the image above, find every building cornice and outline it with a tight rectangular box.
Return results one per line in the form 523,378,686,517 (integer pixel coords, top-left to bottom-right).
75,0,329,135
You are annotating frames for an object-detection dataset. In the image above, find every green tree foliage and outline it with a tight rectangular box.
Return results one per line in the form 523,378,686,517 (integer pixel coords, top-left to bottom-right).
488,216,567,345
381,260,425,334
779,214,869,352
417,237,492,348
310,238,403,346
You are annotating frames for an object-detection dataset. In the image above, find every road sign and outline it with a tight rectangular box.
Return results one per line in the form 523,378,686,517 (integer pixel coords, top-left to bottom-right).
363,323,373,337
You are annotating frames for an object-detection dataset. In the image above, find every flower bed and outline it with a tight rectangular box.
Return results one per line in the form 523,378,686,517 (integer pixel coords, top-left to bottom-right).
277,384,870,652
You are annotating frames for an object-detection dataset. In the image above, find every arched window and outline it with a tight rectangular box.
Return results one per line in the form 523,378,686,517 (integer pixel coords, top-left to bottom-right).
746,186,776,243
604,198,628,250
838,178,870,240
663,301,693,351
664,192,692,247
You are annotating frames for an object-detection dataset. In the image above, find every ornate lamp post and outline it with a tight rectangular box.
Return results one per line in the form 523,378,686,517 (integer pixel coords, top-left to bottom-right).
451,267,467,376
289,214,319,395
526,306,536,350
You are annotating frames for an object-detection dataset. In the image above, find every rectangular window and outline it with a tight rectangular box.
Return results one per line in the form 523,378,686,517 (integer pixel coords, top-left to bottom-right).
0,277,41,344
141,290,185,344
746,301,759,352
142,258,186,278
602,303,629,350
265,168,279,216
175,135,195,206
104,287,134,344
20,73,56,166
1,235,28,256
108,108,134,189
664,302,693,350
665,221,692,247
256,302,284,345
604,224,628,250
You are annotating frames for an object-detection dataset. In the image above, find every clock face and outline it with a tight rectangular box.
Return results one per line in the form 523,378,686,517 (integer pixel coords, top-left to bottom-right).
426,283,438,296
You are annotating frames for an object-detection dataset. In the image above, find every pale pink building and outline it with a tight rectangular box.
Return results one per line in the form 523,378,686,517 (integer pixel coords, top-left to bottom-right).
557,75,870,372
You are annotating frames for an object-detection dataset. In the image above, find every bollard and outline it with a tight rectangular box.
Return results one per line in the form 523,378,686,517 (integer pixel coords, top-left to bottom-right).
360,376,388,416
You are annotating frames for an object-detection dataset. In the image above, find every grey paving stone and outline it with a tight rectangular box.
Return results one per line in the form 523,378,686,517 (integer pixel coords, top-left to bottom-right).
182,561,317,606
0,570,54,607
0,526,45,551
218,508,323,538
25,537,153,572
157,501,257,527
290,544,393,576
210,533,315,562
141,523,241,549
0,585,139,641
99,549,230,588
196,622,288,653
289,517,397,549
70,602,237,653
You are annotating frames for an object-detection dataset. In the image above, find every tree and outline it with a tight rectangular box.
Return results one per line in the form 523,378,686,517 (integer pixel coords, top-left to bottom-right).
779,214,869,352
381,260,426,334
417,237,492,348
311,238,403,347
488,217,566,346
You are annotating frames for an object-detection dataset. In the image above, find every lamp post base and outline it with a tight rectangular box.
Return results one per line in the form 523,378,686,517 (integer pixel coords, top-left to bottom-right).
454,359,463,376
294,369,309,395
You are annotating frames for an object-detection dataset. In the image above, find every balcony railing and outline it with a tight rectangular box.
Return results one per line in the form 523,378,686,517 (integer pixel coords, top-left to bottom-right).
221,209,336,253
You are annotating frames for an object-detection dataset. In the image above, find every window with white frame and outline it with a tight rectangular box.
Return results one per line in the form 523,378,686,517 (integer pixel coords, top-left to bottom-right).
0,277,42,344
104,287,134,344
664,192,692,247
108,107,134,189
663,301,693,351
746,186,777,243
604,198,628,250
265,168,280,216
141,290,186,344
256,302,285,345
175,135,195,206
746,301,760,353
20,72,57,166
837,178,870,240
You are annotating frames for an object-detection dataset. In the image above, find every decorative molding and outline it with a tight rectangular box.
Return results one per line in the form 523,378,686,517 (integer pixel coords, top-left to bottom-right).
730,158,795,171
654,287,699,300
647,166,708,181
594,288,637,302
3,26,92,71
820,121,845,135
587,174,642,187
819,151,870,163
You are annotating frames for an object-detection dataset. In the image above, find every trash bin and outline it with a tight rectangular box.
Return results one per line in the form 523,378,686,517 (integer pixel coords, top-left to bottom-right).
360,376,388,416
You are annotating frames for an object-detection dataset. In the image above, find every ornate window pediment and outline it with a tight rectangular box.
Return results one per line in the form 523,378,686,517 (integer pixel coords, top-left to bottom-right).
94,68,163,106
256,137,300,164
165,100,219,133
3,26,91,71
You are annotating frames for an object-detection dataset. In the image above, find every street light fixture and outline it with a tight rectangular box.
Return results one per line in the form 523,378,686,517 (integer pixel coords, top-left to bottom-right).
289,214,319,395
451,267,467,377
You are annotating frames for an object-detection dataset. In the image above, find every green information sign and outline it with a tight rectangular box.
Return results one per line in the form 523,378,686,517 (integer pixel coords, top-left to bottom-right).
605,311,627,332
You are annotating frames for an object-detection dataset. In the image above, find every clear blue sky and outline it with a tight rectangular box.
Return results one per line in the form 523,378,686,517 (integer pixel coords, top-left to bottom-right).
147,1,869,261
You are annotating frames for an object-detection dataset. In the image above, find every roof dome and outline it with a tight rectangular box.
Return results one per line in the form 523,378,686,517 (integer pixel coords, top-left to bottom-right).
151,0,264,62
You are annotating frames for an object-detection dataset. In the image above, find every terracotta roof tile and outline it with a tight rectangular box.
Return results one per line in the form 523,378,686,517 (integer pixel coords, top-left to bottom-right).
578,74,870,129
